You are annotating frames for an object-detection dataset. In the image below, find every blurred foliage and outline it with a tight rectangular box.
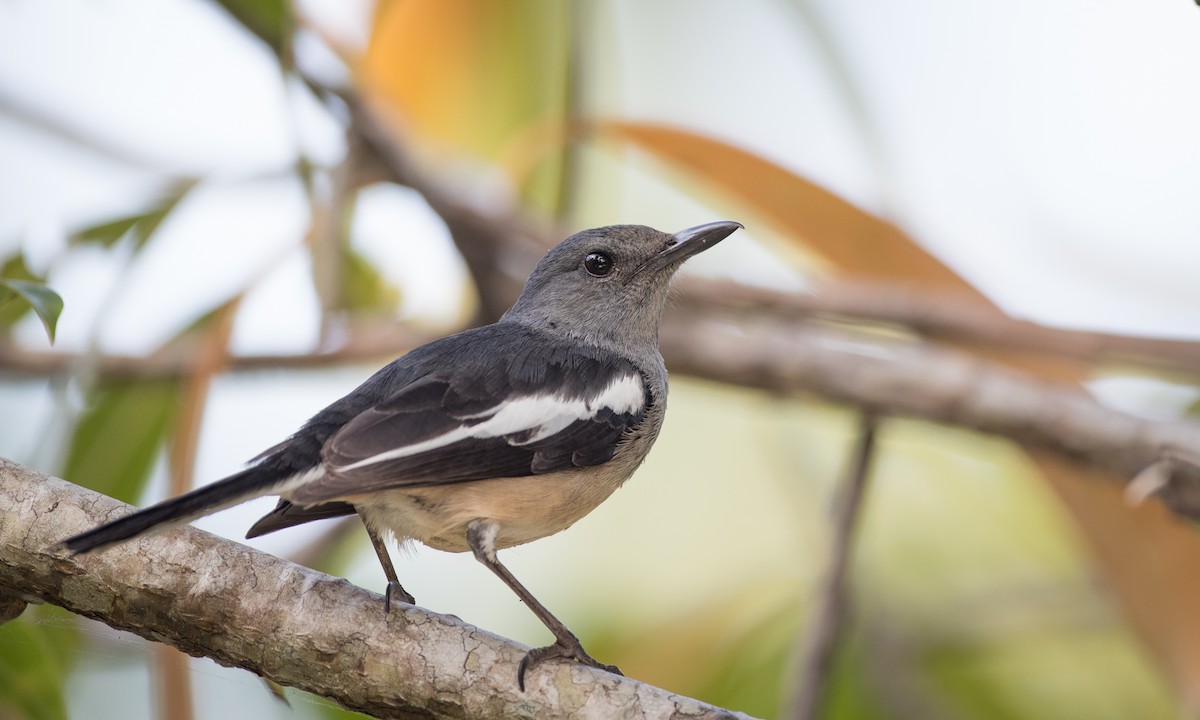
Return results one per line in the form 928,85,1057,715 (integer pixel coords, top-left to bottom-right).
211,0,292,55
62,378,181,504
0,606,80,720
0,253,62,343
362,0,572,214
71,182,195,251
1,0,1196,719
338,246,401,314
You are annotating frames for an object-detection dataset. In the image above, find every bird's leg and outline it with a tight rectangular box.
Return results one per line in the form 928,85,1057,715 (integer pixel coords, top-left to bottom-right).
466,519,621,691
364,523,415,611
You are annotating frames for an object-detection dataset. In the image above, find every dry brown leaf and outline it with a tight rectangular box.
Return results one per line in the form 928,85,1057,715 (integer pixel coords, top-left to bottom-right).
591,120,991,304
1031,451,1200,711
591,119,1093,381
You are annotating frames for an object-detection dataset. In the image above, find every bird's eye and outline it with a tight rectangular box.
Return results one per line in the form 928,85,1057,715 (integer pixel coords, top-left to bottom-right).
583,252,613,277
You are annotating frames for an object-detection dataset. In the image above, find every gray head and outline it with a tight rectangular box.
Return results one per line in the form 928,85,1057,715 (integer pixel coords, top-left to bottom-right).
501,221,742,350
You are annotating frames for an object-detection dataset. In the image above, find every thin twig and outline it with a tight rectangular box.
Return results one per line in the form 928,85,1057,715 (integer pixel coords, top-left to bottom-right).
154,645,195,720
0,87,190,175
792,413,879,720
156,298,239,720
346,95,547,322
656,311,1200,520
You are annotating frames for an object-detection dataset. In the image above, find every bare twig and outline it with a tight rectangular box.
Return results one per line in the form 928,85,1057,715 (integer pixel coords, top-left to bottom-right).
791,414,878,720
5,301,1200,517
675,278,1200,380
0,460,750,720
155,645,195,720
0,87,191,175
156,298,239,720
167,298,240,495
339,91,548,322
656,312,1200,520
0,322,436,377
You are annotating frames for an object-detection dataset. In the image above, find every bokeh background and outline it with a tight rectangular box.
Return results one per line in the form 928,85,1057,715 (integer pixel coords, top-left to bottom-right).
2,1,1200,719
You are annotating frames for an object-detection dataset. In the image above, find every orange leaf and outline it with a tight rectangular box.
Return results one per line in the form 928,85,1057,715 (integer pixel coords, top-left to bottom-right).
1031,451,1200,710
362,0,568,162
591,120,994,307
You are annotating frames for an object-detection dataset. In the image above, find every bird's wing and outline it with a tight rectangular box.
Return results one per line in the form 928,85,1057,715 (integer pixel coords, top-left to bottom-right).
287,345,651,505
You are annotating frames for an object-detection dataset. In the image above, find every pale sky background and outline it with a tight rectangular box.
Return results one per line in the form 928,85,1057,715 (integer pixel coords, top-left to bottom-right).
1,1,1199,717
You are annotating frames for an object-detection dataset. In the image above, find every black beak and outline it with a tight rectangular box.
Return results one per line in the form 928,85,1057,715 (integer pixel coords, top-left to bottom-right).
639,221,743,275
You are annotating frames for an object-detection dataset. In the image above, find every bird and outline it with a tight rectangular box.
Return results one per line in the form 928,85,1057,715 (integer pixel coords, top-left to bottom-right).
57,220,742,690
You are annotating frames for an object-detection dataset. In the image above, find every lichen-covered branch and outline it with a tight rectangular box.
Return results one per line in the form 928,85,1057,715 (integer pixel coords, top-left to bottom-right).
0,460,750,720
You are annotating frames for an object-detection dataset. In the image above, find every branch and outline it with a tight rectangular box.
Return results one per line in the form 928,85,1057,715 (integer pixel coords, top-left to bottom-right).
8,275,1200,382
0,321,438,377
338,90,545,322
675,278,1200,380
0,460,750,720
791,414,877,720
4,296,1200,516
656,309,1200,520
0,86,191,175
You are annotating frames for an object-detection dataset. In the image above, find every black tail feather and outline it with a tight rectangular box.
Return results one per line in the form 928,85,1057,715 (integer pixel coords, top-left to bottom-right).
244,499,357,539
58,466,294,555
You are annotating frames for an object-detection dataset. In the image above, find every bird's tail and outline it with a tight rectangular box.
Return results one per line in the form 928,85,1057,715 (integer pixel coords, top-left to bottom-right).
57,465,302,556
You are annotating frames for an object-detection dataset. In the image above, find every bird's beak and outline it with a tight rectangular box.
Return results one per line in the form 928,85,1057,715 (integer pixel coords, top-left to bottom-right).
639,221,743,276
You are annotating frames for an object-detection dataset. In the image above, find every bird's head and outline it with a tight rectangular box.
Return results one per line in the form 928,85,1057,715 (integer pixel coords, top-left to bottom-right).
502,221,742,349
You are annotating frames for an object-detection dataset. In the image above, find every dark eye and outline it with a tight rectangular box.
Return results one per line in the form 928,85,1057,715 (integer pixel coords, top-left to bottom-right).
583,251,613,277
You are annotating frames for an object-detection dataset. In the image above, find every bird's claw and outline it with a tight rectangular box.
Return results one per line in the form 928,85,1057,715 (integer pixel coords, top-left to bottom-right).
517,638,622,691
382,581,415,613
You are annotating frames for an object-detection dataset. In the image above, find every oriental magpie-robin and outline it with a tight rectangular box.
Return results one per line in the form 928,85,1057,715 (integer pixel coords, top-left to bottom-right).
58,220,742,689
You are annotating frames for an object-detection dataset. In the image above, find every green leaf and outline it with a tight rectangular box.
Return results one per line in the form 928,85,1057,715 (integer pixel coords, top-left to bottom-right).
62,378,181,503
0,279,64,343
75,215,143,248
211,0,292,56
73,181,196,251
0,253,46,332
1186,395,1200,418
338,246,401,314
0,253,38,283
313,692,373,720
0,606,79,720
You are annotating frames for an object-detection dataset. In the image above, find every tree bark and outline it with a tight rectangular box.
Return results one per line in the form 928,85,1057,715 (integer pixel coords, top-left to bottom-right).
656,308,1200,520
0,460,750,720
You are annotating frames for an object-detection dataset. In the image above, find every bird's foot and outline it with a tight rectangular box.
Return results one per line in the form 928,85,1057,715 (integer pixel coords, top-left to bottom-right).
383,581,415,613
517,637,622,691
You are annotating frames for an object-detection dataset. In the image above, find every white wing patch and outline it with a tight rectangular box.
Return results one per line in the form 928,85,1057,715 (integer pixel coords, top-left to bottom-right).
333,373,645,472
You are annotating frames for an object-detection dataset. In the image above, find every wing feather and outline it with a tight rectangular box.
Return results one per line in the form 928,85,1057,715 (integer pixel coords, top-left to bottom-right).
287,336,650,506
